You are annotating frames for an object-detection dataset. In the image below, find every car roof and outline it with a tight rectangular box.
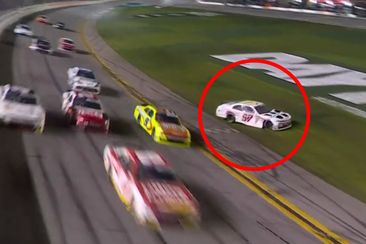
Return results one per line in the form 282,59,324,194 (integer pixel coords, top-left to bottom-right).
36,38,49,42
61,38,73,42
238,100,264,106
76,67,93,72
73,91,99,100
133,150,169,167
4,84,34,95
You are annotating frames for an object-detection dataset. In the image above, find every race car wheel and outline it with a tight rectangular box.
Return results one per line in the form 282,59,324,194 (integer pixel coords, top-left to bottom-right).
180,215,200,229
264,120,273,129
226,114,235,123
66,113,75,125
35,125,44,134
152,128,157,141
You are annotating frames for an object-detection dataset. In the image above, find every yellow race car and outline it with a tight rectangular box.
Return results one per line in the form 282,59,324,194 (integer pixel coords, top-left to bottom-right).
134,104,191,146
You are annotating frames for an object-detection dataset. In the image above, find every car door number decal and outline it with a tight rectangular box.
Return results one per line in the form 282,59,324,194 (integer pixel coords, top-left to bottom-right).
242,114,253,122
144,118,152,130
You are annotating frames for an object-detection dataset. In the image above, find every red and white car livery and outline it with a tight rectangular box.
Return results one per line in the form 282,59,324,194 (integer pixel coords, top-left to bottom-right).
58,38,75,51
104,145,200,229
61,91,109,132
35,15,48,24
216,100,292,131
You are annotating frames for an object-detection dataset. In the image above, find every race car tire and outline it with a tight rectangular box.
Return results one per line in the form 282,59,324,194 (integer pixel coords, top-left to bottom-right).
226,114,235,123
152,128,157,141
35,124,44,134
137,114,141,123
104,158,111,174
129,197,135,213
66,113,76,125
264,120,273,129
179,215,200,229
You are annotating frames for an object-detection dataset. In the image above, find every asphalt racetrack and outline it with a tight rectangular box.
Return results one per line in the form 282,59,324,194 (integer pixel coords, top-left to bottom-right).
1,2,320,244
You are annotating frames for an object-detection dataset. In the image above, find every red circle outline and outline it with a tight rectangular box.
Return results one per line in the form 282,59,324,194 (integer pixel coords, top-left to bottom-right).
198,58,311,171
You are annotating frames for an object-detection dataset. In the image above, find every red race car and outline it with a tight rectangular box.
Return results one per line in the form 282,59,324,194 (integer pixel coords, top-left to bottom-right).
103,145,201,229
58,38,75,51
35,15,48,24
61,91,109,132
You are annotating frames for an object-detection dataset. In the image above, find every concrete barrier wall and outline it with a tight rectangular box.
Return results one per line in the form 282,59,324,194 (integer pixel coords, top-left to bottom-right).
0,0,85,11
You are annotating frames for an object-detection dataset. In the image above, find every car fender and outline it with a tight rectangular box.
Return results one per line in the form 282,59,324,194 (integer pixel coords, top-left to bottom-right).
226,110,235,118
131,187,148,217
134,106,143,121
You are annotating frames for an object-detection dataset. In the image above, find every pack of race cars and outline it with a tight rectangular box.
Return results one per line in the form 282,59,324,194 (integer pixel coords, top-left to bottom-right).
3,14,293,230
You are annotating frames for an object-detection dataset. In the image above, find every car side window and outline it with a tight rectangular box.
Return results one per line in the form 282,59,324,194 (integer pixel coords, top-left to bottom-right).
232,105,242,111
148,109,154,118
243,106,254,113
144,108,155,118
144,108,151,115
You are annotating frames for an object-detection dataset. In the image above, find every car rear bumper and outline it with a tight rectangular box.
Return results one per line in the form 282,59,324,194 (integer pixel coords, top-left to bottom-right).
72,86,101,94
155,134,191,147
0,116,43,129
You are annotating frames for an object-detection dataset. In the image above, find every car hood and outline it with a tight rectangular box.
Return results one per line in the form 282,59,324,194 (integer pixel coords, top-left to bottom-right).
160,123,188,137
1,102,44,120
259,109,291,122
141,181,195,213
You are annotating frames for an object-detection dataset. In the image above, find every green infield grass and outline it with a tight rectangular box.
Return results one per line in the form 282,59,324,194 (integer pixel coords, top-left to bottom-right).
97,6,366,202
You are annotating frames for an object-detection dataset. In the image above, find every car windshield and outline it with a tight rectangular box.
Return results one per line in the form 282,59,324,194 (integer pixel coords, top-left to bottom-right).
21,25,30,30
4,91,37,104
138,165,176,181
255,105,271,114
4,90,21,101
19,96,37,105
77,70,95,79
73,97,101,110
38,40,50,47
156,113,180,125
64,39,73,44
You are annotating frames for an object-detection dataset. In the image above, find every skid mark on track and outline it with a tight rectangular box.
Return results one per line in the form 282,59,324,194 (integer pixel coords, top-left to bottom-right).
257,221,290,244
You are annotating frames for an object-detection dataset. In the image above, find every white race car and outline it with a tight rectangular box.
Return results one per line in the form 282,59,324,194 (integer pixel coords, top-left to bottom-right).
67,67,101,94
61,91,109,132
216,100,292,131
29,38,53,54
104,145,200,229
0,84,45,132
13,24,33,37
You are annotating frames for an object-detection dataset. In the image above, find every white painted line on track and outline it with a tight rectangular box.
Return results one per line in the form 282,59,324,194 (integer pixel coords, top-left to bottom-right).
330,92,366,105
314,96,366,119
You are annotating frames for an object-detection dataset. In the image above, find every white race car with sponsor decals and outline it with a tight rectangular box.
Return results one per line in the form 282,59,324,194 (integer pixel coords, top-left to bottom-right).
103,145,200,229
29,38,53,54
13,24,33,37
216,100,292,130
0,84,45,132
61,91,109,132
67,67,101,94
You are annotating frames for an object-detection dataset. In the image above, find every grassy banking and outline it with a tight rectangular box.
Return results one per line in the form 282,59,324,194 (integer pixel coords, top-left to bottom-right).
98,6,366,202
